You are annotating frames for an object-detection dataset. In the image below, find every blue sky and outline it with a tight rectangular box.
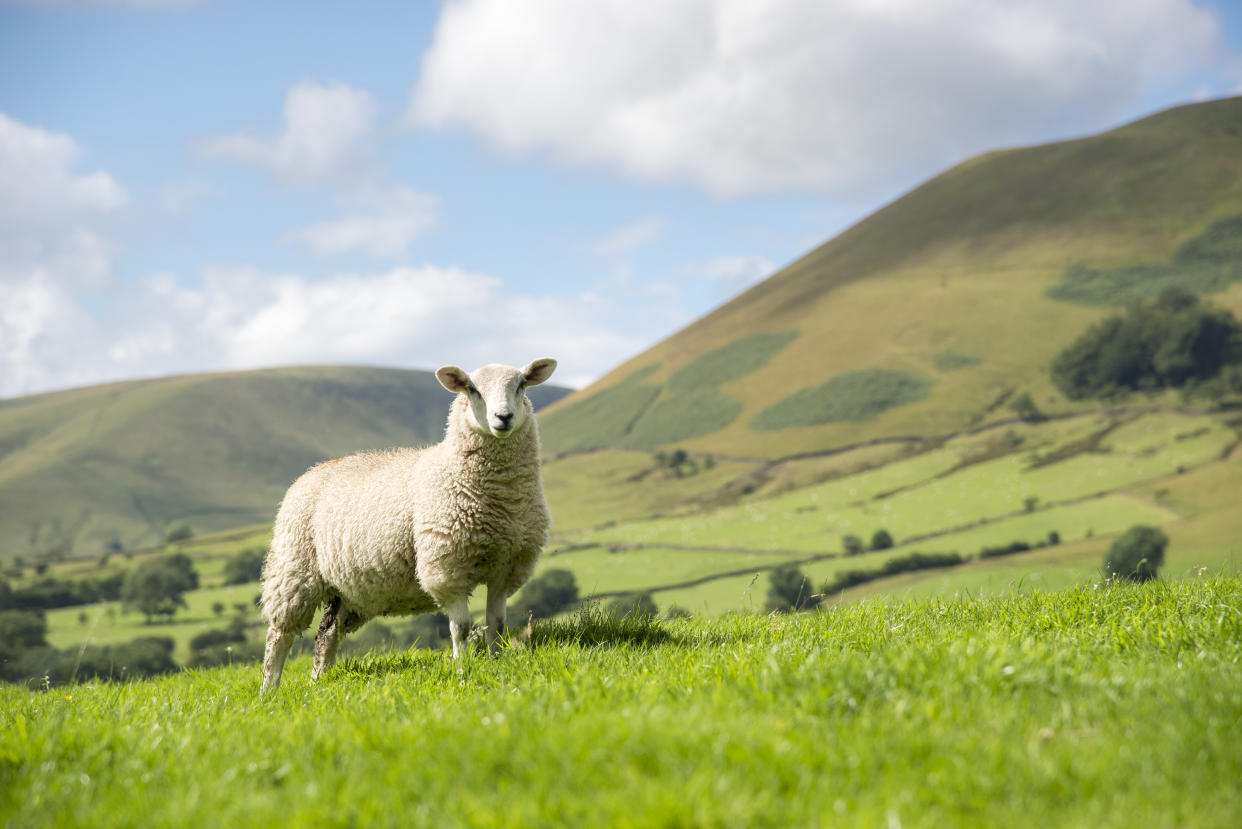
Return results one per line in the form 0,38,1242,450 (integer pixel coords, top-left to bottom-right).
1,0,1240,396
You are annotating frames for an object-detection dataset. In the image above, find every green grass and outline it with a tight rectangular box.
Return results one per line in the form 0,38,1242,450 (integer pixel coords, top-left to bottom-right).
751,369,935,431
1048,212,1242,305
4,580,1240,827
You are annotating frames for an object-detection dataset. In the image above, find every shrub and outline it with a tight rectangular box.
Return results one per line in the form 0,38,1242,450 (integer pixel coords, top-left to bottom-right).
165,522,194,544
122,555,199,623
1051,289,1242,400
842,535,865,556
223,547,266,586
765,565,818,612
1103,525,1168,582
1009,392,1046,423
607,593,659,620
870,529,894,551
511,569,580,620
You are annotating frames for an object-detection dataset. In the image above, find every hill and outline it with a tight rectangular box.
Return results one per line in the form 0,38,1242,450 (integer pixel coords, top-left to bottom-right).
0,366,570,561
4,580,1240,827
540,96,1242,458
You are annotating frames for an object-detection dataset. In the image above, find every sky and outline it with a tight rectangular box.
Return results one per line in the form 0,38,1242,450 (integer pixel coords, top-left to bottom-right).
1,0,1240,397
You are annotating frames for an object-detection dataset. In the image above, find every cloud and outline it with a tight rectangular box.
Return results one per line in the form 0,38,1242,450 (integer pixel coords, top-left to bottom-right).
195,79,377,183
100,265,655,390
589,216,665,256
282,185,439,258
410,0,1224,198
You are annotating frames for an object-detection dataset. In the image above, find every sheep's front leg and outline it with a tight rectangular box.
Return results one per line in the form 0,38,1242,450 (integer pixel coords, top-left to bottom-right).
446,597,471,659
485,586,507,655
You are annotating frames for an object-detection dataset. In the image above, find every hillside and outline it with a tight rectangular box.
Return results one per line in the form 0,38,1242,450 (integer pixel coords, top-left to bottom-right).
540,96,1242,458
0,366,570,560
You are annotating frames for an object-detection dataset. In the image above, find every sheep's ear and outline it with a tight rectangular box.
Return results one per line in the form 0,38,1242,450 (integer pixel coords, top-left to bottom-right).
522,358,557,386
436,366,472,394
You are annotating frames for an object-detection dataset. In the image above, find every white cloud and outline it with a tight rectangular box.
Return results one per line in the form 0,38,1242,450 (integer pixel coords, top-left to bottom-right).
0,113,128,396
589,216,665,256
282,185,439,258
410,0,1224,198
195,79,377,183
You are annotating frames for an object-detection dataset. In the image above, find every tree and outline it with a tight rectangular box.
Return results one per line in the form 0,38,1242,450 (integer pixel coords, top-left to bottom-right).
1008,391,1046,423
1052,289,1242,400
1103,526,1168,583
511,569,579,620
223,547,266,585
121,556,199,623
870,529,894,552
165,522,194,544
841,534,865,556
765,565,817,612
607,593,658,620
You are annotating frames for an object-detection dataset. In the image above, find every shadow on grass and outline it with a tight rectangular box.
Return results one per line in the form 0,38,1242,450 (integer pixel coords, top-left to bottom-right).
526,604,686,649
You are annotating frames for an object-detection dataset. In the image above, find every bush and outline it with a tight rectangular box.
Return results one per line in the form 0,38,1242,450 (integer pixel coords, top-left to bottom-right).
765,565,819,612
1051,289,1242,400
223,547,266,586
1009,392,1046,423
870,529,894,552
511,569,580,620
842,535,865,556
823,552,966,594
978,540,1033,560
607,593,659,620
1103,526,1168,582
165,522,194,544
122,555,200,623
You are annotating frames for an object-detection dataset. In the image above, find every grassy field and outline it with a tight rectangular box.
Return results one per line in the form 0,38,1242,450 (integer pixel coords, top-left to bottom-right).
4,578,1240,827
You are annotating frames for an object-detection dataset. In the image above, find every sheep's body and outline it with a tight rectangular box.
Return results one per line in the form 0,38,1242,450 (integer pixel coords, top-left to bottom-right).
260,360,555,693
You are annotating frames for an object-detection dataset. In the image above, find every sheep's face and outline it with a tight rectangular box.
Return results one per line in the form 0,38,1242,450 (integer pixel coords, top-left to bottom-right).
437,359,557,439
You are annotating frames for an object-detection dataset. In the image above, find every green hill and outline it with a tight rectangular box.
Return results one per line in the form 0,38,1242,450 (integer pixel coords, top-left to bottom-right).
540,96,1242,458
0,366,570,561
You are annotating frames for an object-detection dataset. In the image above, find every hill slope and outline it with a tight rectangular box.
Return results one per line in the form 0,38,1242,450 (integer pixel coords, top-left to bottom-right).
0,366,570,560
540,96,1242,458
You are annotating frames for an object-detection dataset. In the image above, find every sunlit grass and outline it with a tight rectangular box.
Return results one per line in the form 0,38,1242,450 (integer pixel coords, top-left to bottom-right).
4,579,1240,827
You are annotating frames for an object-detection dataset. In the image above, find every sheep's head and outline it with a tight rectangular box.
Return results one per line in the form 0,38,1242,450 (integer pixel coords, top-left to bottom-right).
436,358,557,438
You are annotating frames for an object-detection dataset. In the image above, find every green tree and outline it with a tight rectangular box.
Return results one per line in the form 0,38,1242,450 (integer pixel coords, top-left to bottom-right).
870,529,894,552
165,522,194,544
765,565,817,612
1103,526,1168,583
1008,392,1046,423
607,593,658,620
842,534,865,556
223,547,266,586
1052,289,1242,399
122,556,199,623
511,569,579,620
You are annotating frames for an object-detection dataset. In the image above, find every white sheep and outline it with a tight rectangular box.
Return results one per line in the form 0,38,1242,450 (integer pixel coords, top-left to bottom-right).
259,358,557,693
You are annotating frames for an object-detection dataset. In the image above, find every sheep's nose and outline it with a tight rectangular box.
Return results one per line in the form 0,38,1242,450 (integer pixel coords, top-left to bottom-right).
495,411,514,428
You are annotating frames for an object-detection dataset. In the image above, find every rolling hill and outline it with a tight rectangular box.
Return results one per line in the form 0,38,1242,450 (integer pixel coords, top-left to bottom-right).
540,96,1242,458
0,366,570,561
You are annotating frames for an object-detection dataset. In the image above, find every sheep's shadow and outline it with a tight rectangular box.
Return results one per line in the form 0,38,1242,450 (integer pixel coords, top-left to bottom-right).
524,611,687,650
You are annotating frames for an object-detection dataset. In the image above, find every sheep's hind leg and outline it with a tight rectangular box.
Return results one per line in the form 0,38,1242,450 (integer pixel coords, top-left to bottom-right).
446,597,471,659
485,586,507,655
313,598,364,680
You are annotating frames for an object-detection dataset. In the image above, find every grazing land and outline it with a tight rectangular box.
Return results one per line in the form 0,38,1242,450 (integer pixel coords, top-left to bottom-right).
3,579,1240,827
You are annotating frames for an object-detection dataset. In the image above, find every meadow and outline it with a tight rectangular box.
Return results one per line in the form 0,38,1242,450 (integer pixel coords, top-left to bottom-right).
3,579,1239,827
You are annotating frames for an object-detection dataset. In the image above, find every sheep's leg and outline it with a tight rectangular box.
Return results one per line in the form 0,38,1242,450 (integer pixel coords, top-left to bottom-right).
261,626,296,695
313,600,366,680
485,586,507,655
312,597,343,680
446,597,471,659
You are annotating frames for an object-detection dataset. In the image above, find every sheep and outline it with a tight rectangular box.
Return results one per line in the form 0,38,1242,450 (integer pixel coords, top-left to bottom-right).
259,358,557,693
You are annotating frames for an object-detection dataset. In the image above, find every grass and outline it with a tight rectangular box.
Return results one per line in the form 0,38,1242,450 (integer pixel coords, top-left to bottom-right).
751,369,936,431
1048,212,1242,305
3,579,1240,827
